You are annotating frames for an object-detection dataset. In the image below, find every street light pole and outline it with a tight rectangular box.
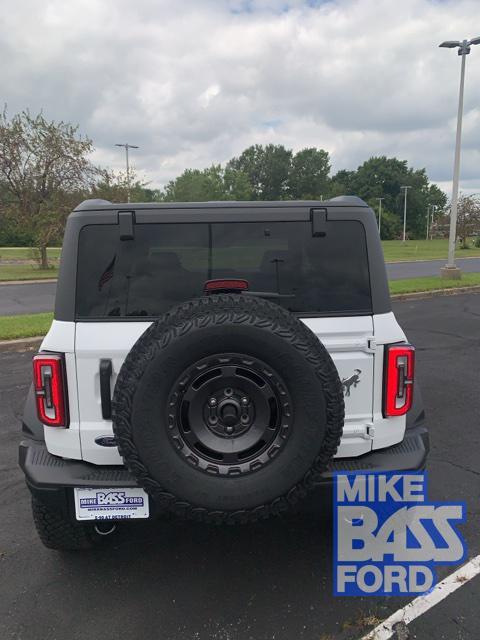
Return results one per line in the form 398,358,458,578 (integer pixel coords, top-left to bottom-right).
439,36,480,278
426,205,431,240
376,198,384,238
401,186,411,242
115,143,139,203
430,205,437,239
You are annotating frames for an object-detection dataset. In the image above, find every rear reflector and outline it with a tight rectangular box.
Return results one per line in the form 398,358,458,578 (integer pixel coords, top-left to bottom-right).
204,279,249,293
33,354,69,427
383,344,415,417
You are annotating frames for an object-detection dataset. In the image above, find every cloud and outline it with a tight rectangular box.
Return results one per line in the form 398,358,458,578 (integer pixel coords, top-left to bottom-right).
1,0,479,194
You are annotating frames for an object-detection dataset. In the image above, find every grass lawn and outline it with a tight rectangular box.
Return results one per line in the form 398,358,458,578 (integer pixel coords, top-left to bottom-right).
0,265,59,281
0,312,53,340
0,247,61,260
390,272,480,295
381,238,480,262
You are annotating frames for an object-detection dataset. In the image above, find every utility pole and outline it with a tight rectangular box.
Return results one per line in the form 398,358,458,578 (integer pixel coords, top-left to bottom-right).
115,143,139,203
426,205,431,240
401,186,411,242
439,36,480,278
376,198,384,238
430,205,437,239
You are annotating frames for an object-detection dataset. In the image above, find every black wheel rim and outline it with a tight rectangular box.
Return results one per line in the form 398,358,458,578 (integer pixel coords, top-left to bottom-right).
167,353,293,476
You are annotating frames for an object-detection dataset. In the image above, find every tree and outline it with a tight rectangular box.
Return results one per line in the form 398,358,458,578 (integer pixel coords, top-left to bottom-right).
376,208,402,240
92,170,160,203
161,165,252,202
223,166,252,200
288,148,330,199
162,165,227,202
327,169,355,198
455,194,480,248
331,157,447,239
0,109,98,267
227,144,292,200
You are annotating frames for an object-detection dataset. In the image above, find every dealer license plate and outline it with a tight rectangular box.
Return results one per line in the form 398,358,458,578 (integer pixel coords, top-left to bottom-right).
74,487,149,521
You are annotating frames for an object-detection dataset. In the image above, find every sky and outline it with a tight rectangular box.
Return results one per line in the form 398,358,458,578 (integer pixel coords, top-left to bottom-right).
1,0,480,195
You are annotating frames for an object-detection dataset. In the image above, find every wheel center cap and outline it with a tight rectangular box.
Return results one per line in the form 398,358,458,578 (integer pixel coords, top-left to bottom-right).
220,400,240,426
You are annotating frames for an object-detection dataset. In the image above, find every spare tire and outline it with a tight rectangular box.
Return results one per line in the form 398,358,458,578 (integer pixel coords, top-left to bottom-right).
112,294,344,523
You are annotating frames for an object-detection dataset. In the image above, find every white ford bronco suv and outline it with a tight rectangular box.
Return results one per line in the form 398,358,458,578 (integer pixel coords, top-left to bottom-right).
19,197,428,550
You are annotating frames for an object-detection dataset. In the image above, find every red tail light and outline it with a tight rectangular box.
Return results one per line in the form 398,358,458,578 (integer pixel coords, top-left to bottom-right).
383,344,415,417
204,279,249,293
33,354,69,427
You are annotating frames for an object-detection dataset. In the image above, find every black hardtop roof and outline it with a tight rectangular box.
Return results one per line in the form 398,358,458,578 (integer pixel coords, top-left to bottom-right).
57,193,390,320
74,195,368,212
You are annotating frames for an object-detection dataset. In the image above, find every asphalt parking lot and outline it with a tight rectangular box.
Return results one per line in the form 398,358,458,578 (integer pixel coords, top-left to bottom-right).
0,293,479,640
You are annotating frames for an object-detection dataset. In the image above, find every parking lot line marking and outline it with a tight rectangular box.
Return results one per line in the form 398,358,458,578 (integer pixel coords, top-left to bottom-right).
360,554,480,640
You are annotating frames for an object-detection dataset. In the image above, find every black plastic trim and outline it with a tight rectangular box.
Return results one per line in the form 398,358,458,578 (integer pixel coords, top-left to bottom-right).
311,208,327,237
73,197,368,212
118,210,135,240
99,359,113,419
22,384,45,442
19,440,138,489
322,425,429,480
19,420,428,494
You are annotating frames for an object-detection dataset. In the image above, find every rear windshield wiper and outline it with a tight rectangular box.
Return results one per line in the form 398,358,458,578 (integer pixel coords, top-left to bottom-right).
242,291,296,299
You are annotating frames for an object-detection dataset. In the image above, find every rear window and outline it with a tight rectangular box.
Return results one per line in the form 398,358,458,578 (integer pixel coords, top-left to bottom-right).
75,220,372,318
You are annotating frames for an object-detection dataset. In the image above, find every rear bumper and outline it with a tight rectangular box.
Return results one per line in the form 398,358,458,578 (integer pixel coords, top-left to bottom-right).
19,425,429,518
323,424,429,479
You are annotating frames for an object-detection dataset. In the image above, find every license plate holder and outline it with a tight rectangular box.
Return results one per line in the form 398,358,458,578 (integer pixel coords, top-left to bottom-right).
73,487,149,521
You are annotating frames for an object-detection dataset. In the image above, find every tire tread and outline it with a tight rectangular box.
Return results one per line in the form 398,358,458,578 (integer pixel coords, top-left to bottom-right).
31,497,94,551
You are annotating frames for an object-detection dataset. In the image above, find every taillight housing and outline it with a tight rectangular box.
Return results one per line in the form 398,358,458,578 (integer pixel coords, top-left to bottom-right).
33,353,69,427
383,344,415,417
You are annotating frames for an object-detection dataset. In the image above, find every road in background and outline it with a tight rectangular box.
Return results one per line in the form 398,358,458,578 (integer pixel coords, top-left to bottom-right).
386,256,480,279
0,293,479,640
0,281,56,316
2,257,480,316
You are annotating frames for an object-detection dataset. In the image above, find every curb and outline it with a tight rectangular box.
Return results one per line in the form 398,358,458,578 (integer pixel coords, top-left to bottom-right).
392,284,480,301
0,336,43,352
386,255,480,264
0,278,57,286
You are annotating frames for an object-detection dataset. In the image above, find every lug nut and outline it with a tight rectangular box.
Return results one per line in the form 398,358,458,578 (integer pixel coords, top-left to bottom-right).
225,426,234,434
241,397,249,405
209,397,217,406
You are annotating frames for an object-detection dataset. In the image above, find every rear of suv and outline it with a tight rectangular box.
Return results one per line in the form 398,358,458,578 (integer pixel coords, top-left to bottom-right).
19,197,428,550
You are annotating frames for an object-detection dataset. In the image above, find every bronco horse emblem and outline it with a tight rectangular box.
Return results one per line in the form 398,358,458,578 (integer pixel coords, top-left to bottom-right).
341,369,361,396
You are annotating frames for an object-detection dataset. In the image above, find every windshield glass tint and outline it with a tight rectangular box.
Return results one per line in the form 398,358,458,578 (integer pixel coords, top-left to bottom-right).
76,220,372,318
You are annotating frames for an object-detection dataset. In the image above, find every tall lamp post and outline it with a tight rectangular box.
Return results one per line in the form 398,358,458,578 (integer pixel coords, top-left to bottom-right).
376,197,384,238
439,36,480,278
401,186,411,242
115,143,139,203
427,204,438,240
